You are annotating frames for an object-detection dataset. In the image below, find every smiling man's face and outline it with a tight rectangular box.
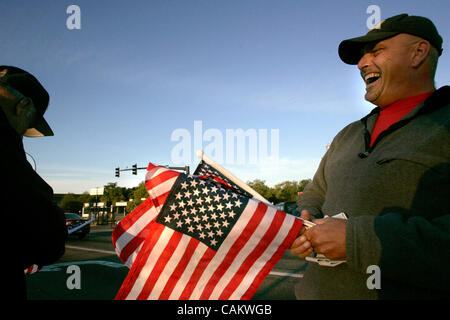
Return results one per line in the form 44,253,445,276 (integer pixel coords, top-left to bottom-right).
357,34,422,107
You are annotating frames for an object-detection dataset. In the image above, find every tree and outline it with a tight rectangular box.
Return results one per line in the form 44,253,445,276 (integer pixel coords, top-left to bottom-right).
126,182,148,212
101,182,127,206
299,179,311,192
273,181,298,203
246,178,312,204
78,192,93,204
60,193,83,213
84,176,313,216
247,179,277,203
273,179,312,203
133,181,149,200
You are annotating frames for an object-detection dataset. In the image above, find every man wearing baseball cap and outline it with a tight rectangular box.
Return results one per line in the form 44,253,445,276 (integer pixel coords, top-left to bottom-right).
0,66,67,299
290,14,449,299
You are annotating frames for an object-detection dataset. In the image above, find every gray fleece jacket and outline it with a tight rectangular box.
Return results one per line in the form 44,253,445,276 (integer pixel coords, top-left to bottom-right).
295,86,450,300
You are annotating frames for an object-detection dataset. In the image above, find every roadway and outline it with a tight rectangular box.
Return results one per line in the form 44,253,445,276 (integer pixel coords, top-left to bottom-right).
26,225,308,300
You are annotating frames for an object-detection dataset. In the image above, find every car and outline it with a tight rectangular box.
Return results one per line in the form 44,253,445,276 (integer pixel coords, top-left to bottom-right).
65,213,91,239
275,201,301,217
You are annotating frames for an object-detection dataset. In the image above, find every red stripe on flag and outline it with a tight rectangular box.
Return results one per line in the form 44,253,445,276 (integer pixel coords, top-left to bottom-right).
218,210,286,300
199,202,267,300
178,248,216,300
118,223,152,264
147,163,158,170
115,222,165,300
112,198,153,244
25,265,39,274
136,229,183,300
240,214,303,300
145,170,179,194
150,190,171,209
158,237,200,300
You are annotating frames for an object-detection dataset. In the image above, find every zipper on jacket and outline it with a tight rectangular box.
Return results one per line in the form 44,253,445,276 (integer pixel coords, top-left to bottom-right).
369,117,413,151
359,108,417,158
358,125,371,158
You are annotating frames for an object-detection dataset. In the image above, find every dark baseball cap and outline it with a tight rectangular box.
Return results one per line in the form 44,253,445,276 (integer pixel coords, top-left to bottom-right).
0,65,53,137
338,14,443,65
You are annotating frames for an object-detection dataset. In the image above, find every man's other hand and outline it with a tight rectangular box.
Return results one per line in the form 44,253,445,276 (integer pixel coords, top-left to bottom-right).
291,212,347,260
305,217,347,260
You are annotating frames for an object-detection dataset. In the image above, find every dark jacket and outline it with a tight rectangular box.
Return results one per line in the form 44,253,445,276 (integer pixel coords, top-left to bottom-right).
1,110,67,300
296,86,450,299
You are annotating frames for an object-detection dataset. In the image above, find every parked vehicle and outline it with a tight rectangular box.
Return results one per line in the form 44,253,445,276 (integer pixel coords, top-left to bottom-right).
275,201,301,217
65,213,91,239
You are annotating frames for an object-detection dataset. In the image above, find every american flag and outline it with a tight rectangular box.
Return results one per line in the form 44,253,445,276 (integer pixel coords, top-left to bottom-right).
112,164,178,268
24,264,40,274
193,161,253,199
113,163,302,300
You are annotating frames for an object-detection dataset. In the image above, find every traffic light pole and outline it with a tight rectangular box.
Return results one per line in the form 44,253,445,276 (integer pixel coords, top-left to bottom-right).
115,164,189,177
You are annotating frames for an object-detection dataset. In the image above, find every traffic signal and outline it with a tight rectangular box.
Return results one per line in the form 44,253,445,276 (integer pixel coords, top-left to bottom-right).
132,164,137,175
115,167,120,178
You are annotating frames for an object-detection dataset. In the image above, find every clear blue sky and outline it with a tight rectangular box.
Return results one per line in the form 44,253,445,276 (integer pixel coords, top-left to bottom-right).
1,0,449,193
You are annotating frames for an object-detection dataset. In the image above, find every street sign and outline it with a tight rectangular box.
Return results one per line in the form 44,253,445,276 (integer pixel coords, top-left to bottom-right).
89,187,104,196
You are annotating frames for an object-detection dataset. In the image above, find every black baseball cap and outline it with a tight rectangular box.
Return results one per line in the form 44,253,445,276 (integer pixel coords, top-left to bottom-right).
338,14,443,65
0,65,53,137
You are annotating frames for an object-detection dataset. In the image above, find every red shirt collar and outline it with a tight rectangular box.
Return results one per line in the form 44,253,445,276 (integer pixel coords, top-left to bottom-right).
369,91,434,147
381,91,434,112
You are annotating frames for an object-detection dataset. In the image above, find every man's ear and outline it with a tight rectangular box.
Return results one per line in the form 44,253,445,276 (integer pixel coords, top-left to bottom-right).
411,40,431,68
14,97,33,117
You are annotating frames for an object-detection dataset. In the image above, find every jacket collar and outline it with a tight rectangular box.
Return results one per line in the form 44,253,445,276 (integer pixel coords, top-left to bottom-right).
358,86,449,155
361,86,450,126
0,107,25,153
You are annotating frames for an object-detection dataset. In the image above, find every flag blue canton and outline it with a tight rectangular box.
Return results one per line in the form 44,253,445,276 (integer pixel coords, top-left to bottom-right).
156,174,249,250
193,161,253,198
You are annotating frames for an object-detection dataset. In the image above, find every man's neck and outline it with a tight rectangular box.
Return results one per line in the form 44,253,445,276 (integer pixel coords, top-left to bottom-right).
376,75,435,108
380,87,435,109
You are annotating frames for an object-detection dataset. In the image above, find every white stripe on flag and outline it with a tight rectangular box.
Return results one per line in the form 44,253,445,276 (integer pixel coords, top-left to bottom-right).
167,243,209,300
115,205,158,257
124,242,144,269
189,199,259,299
113,172,178,264
125,227,175,300
145,166,170,182
24,264,39,274
208,204,274,299
229,213,298,299
148,176,178,201
149,233,191,300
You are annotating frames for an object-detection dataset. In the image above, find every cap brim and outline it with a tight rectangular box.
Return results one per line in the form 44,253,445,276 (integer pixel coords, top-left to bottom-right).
24,117,54,137
338,31,400,64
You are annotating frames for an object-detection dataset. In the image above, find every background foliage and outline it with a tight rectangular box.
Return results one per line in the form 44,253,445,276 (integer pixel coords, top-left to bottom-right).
58,179,311,214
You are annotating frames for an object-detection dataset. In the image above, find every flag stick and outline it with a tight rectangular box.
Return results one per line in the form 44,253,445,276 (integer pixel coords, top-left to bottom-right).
195,150,272,205
68,218,95,235
195,150,315,229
